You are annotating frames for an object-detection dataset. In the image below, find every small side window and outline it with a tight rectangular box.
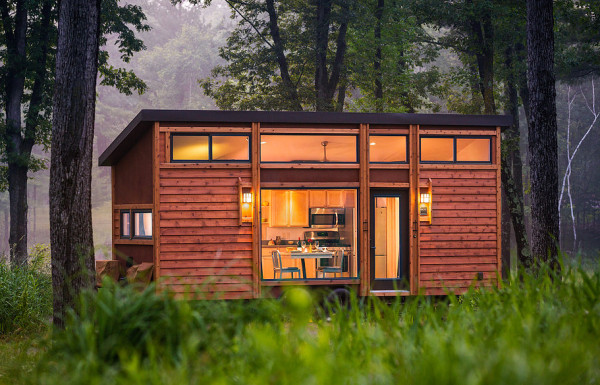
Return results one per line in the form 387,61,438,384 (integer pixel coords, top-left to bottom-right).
133,210,153,239
120,210,131,238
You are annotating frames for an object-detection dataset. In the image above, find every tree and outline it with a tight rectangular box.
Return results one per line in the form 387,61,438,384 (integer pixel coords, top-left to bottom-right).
526,0,559,270
407,0,532,273
345,0,441,113
50,0,101,327
0,0,148,267
194,0,354,111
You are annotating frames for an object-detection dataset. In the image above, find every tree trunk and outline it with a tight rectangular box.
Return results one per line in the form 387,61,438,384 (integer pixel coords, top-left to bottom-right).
314,0,333,111
470,6,496,114
50,0,101,327
526,0,559,271
265,0,303,111
2,0,28,266
503,44,531,271
373,0,384,112
7,164,28,265
501,190,511,278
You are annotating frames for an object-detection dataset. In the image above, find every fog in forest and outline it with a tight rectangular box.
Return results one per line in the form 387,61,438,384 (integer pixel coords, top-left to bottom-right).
0,0,598,260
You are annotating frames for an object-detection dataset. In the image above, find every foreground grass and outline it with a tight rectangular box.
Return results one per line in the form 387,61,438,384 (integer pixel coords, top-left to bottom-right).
1,262,599,385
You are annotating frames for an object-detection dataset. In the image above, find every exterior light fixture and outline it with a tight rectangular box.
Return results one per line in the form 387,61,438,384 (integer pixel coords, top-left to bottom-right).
419,179,433,224
239,178,253,224
370,142,376,145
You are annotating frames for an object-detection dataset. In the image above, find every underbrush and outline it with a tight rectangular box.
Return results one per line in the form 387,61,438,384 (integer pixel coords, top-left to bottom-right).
0,245,52,335
2,263,600,385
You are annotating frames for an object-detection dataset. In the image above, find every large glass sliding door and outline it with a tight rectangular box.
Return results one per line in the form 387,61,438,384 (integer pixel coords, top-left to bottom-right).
370,190,409,290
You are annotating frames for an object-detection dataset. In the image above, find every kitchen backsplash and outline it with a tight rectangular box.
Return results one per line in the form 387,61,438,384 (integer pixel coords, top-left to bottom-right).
264,227,307,241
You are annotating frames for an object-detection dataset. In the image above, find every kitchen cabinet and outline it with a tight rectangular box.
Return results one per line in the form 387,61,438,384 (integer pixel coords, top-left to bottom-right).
270,190,289,227
326,190,344,207
289,191,309,227
343,190,356,208
309,190,327,207
269,190,309,227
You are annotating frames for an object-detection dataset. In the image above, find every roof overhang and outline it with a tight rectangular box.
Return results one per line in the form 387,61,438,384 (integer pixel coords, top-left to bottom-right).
98,109,512,166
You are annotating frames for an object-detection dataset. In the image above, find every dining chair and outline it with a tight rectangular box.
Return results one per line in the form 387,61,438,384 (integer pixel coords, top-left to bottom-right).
271,250,301,279
317,250,344,278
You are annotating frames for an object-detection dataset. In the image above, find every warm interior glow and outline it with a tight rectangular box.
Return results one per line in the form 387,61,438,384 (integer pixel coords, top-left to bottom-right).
421,137,454,162
456,138,491,162
374,197,400,279
134,212,152,237
121,212,131,237
212,135,249,160
172,135,209,160
370,135,407,162
261,135,357,162
420,193,430,204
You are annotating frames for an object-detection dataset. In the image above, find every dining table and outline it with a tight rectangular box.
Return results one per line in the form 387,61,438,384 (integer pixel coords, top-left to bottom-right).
286,249,334,279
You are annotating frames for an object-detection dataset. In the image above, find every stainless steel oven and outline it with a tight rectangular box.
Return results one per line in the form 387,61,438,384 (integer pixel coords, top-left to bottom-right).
309,208,346,228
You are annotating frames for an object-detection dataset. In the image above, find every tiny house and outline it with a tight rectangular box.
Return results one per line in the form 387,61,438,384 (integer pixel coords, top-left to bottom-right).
99,110,510,298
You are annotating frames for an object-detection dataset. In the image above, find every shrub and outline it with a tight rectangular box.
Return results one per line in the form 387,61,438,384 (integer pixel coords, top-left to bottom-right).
0,245,52,335
27,264,600,385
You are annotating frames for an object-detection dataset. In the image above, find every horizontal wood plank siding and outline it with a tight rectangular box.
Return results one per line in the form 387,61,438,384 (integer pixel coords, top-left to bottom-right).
158,166,253,299
419,168,499,294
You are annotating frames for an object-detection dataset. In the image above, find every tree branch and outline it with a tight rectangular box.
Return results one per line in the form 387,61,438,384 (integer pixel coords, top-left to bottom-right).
225,0,273,49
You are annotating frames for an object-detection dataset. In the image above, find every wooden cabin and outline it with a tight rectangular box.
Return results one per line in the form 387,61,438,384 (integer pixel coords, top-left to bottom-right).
98,110,510,299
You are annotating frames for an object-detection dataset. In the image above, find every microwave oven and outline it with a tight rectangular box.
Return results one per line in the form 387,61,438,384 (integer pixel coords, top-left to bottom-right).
309,208,346,228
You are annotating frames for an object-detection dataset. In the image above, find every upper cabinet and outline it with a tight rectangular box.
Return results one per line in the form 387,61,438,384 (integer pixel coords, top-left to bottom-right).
309,190,327,207
309,189,356,208
289,191,309,227
270,190,309,227
326,190,344,207
270,190,290,227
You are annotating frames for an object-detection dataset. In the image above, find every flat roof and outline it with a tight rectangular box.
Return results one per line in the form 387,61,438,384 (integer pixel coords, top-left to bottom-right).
98,109,511,166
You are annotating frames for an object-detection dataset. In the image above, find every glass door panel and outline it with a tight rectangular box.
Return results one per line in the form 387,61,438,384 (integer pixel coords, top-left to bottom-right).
370,190,409,290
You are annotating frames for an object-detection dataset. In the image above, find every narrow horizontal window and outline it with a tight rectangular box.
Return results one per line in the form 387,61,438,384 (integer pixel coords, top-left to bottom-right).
172,135,209,161
171,134,250,162
420,137,454,162
212,135,250,161
456,138,491,162
369,135,407,163
120,210,131,238
261,135,357,163
133,211,152,239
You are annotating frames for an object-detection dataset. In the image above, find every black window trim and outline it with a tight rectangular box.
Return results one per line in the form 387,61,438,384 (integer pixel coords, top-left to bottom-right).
368,134,409,164
419,135,493,164
132,209,153,239
260,133,359,164
170,133,251,163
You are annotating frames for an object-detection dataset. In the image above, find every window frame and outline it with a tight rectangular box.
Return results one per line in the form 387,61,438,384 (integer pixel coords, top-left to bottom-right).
419,135,492,164
170,133,251,163
132,209,153,239
120,209,132,239
120,209,153,240
368,134,409,164
259,133,359,164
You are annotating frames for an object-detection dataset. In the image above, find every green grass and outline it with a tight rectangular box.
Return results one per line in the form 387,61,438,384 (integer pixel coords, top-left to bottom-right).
1,260,599,385
0,245,52,335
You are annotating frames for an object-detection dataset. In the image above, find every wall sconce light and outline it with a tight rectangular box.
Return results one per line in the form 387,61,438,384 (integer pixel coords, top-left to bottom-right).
239,178,253,224
419,178,433,224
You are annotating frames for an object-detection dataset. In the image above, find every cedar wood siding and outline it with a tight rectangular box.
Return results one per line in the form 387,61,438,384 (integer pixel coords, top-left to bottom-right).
157,130,254,299
99,111,508,298
112,129,153,267
418,127,500,295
